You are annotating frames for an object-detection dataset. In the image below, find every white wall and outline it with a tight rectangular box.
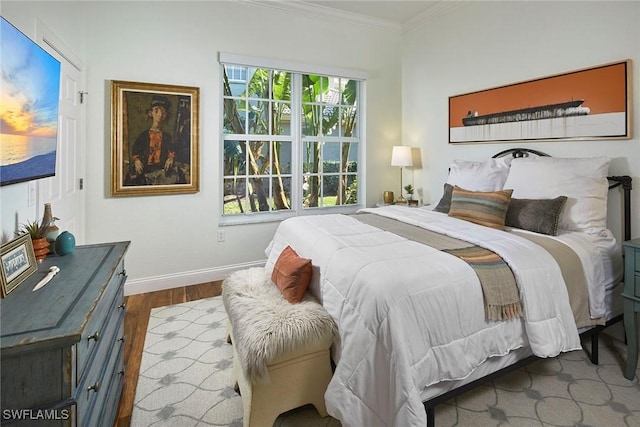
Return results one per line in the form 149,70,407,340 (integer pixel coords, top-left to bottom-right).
403,1,640,241
1,1,402,292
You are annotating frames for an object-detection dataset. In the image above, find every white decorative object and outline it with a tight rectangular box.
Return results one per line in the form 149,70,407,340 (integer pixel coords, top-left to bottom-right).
32,266,60,291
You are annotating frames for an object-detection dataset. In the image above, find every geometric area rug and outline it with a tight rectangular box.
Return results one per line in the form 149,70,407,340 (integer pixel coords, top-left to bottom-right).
132,297,640,426
131,296,335,427
131,296,242,427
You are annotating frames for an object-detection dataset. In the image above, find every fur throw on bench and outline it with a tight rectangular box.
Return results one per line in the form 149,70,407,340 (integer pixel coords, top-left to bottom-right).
222,267,337,384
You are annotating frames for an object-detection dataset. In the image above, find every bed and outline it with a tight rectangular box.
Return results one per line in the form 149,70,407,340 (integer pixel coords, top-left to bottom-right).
263,148,633,427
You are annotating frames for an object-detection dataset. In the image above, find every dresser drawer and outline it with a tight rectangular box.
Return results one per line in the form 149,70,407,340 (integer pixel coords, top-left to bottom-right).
76,310,125,427
84,323,124,427
76,263,125,382
95,350,125,427
635,250,640,273
635,274,640,297
78,288,124,390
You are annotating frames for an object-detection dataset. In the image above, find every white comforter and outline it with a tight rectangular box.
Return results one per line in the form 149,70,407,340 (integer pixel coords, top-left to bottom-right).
264,206,581,427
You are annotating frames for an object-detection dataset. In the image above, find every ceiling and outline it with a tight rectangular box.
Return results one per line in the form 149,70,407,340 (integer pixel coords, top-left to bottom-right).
301,1,439,26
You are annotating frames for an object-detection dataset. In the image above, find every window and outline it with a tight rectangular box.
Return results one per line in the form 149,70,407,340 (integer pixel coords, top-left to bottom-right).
221,57,364,223
225,65,247,83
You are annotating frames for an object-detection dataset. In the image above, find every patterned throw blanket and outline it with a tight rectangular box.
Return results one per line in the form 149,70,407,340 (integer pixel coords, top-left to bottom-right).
354,213,522,321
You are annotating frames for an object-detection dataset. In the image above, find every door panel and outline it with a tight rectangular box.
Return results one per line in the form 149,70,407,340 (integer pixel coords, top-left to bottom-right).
38,48,84,243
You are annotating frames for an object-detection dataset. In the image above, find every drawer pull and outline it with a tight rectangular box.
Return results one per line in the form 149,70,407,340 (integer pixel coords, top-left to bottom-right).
119,269,127,276
119,366,126,376
88,331,100,342
87,382,100,393
119,335,126,343
119,302,126,310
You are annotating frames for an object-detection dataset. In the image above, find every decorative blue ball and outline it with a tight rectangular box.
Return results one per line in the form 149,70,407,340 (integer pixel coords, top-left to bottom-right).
55,231,76,256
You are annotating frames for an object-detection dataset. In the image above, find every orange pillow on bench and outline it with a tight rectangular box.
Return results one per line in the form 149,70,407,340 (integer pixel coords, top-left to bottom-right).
271,246,312,303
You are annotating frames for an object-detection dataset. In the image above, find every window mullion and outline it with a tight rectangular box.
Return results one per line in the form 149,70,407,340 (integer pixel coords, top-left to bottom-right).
290,74,302,213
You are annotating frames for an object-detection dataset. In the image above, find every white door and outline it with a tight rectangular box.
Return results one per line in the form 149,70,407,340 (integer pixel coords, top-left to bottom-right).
37,27,85,243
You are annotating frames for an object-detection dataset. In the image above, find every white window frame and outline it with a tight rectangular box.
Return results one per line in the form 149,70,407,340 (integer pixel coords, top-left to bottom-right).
218,52,367,226
225,64,247,83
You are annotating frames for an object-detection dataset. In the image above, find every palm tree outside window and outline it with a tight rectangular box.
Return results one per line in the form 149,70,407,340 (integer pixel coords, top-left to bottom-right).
221,60,363,222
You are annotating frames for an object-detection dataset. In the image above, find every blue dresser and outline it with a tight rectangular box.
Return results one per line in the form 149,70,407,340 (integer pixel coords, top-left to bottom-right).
623,238,640,380
1,241,130,426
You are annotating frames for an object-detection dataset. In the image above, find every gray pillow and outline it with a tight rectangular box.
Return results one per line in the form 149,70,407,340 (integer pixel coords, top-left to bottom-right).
433,183,454,213
505,196,568,236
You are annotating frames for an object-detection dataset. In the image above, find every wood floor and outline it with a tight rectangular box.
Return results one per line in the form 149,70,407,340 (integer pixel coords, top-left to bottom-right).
114,281,223,427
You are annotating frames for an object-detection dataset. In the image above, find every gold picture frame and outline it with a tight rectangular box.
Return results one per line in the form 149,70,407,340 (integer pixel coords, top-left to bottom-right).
111,80,200,196
0,234,37,297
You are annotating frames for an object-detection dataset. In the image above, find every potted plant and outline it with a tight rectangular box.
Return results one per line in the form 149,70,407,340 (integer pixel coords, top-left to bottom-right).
19,219,50,262
404,185,418,206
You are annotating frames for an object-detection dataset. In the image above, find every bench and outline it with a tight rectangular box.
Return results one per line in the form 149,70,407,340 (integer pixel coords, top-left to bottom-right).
222,267,337,427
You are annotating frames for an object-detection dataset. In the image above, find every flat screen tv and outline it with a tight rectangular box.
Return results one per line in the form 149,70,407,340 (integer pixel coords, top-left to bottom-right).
0,16,61,186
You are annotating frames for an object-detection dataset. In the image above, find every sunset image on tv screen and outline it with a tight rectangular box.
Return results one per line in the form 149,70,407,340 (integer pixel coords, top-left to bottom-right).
0,16,61,186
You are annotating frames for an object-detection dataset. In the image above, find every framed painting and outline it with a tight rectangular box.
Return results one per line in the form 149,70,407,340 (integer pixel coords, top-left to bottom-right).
111,80,200,196
1,234,37,297
449,59,632,144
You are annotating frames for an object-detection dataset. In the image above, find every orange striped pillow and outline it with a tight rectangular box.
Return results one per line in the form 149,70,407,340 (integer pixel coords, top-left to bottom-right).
448,186,513,230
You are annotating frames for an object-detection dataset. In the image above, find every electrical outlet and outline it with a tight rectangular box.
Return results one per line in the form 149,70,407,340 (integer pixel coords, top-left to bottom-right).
217,230,225,242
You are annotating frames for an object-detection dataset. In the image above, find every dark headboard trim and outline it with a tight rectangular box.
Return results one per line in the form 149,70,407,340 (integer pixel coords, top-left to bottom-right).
492,148,549,158
491,148,633,241
608,176,633,241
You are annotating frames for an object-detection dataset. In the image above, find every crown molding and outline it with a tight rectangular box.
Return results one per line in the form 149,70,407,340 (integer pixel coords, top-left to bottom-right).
402,2,466,34
238,1,464,33
238,0,402,31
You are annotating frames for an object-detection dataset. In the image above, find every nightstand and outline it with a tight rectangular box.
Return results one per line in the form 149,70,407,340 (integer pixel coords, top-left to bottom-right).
622,238,640,380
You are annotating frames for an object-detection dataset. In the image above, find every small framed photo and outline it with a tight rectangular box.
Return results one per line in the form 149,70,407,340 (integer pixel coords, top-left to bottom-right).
110,80,200,196
1,234,37,297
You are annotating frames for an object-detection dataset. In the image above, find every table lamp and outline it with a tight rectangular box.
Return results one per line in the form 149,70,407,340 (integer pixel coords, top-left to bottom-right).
391,146,413,203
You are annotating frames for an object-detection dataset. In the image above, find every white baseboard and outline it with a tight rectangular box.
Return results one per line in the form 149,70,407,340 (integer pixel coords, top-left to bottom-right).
124,260,266,296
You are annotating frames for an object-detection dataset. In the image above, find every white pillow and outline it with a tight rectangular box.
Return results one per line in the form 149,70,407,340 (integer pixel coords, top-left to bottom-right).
447,157,511,191
503,156,610,234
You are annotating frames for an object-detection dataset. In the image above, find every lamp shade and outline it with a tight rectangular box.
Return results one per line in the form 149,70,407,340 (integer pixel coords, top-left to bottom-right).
391,146,413,167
